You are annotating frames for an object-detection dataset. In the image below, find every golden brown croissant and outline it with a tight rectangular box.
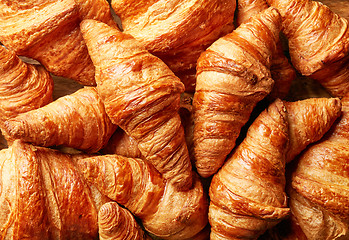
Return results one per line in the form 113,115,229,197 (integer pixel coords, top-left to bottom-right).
0,45,53,132
288,93,349,239
0,0,116,85
208,97,341,239
3,87,117,153
192,7,280,178
98,202,151,240
236,0,296,100
0,140,110,239
101,128,143,159
110,0,236,92
266,0,349,97
80,19,193,190
77,154,208,240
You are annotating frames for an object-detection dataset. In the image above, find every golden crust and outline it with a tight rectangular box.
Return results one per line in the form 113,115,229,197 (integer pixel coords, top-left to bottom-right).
0,0,116,86
192,7,280,178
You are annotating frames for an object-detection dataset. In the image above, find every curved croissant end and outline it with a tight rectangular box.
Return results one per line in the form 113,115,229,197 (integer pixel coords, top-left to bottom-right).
193,7,280,178
0,45,53,132
208,97,342,239
289,94,349,240
0,0,117,86
98,202,151,240
236,0,296,100
267,0,349,97
80,19,193,190
110,0,236,91
3,87,117,153
0,140,109,239
77,154,208,240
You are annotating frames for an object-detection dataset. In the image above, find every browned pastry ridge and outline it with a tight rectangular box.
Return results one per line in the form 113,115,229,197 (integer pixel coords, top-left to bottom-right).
288,93,349,239
0,45,53,135
3,87,117,153
110,0,236,92
267,0,349,97
98,202,151,240
0,140,110,239
236,0,296,100
77,154,208,240
0,0,117,85
208,97,341,240
192,7,280,178
80,19,193,190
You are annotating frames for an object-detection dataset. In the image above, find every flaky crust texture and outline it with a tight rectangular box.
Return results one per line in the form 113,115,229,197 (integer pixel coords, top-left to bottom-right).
0,46,53,130
98,202,151,240
111,0,236,76
0,140,109,239
289,94,349,240
3,87,117,153
77,154,208,240
0,0,116,85
236,0,296,101
80,19,193,190
192,7,280,178
267,0,349,97
208,97,342,239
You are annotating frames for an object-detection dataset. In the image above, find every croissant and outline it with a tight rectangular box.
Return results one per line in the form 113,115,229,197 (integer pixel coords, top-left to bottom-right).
0,0,116,85
110,0,236,92
98,202,151,240
77,154,208,240
3,87,117,153
0,45,53,132
208,97,341,239
0,140,110,239
236,0,296,100
266,0,349,97
192,7,280,178
288,93,349,239
80,19,193,190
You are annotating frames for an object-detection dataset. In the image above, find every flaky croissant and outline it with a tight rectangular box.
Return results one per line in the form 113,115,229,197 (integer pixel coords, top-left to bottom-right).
3,87,117,153
0,45,53,132
0,0,116,85
267,0,349,97
80,19,193,190
192,7,280,178
98,202,151,240
77,154,208,240
110,0,236,92
236,0,296,100
208,97,341,239
0,140,110,239
288,93,349,239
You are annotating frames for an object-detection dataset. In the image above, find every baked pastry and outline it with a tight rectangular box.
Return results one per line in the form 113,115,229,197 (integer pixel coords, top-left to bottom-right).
208,97,341,239
0,0,117,85
80,19,193,190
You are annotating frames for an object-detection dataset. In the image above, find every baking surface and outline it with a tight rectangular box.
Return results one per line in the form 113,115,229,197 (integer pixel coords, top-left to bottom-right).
0,0,348,150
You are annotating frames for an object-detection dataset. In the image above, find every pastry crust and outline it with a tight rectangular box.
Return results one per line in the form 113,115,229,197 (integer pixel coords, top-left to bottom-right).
192,7,280,178
0,0,116,85
80,19,193,190
209,97,341,239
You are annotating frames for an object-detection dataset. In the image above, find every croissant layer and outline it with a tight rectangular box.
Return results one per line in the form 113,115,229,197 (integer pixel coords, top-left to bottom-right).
3,87,116,153
80,19,193,190
0,0,116,85
193,7,280,178
77,154,208,240
0,46,53,132
0,140,109,239
209,97,341,239
289,93,349,239
267,0,349,97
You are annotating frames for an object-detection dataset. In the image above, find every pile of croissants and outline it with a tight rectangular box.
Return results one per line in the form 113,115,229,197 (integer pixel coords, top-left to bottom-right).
0,0,348,239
